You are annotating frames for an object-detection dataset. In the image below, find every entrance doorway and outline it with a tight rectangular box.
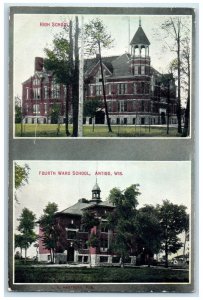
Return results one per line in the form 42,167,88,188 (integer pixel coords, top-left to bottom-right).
141,117,145,125
161,112,166,124
95,111,105,124
67,247,74,262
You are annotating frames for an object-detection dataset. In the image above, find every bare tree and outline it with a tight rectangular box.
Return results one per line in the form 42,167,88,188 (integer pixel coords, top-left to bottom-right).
84,18,114,133
161,17,190,134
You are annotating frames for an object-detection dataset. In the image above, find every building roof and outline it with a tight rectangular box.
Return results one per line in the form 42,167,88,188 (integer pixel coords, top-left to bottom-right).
56,198,115,216
130,26,150,46
82,200,115,211
92,181,101,191
84,56,119,75
57,199,92,216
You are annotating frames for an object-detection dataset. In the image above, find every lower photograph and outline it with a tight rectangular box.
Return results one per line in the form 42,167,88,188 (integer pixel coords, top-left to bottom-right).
10,160,193,293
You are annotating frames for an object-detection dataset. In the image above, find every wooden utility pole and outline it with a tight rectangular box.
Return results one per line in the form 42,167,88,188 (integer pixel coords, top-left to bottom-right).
98,41,112,132
78,15,84,137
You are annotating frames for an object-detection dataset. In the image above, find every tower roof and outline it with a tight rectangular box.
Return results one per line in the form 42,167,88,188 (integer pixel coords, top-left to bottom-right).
130,25,150,46
92,180,101,192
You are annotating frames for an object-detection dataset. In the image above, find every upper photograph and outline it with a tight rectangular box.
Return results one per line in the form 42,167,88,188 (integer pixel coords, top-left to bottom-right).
12,9,193,138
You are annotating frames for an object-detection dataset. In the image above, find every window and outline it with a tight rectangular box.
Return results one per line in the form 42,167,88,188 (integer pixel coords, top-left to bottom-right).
33,104,40,114
108,84,111,95
101,224,108,233
33,78,40,86
133,83,137,94
145,83,150,94
67,230,76,240
119,100,127,112
134,65,139,75
33,87,41,99
44,86,49,99
141,82,145,94
112,256,120,263
107,101,112,112
51,83,60,99
96,84,102,96
100,239,108,250
117,83,127,95
26,87,29,100
100,256,108,262
44,103,48,114
90,85,94,96
141,65,145,75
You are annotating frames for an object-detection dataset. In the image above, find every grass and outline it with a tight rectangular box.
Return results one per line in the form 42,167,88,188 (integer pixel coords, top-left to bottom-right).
15,124,182,138
14,265,189,283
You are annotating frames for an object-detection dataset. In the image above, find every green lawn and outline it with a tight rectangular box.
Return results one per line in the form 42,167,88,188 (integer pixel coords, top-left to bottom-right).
14,265,189,283
15,124,182,137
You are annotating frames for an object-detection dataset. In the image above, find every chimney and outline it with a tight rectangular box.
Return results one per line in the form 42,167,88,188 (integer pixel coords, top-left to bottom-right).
35,57,44,72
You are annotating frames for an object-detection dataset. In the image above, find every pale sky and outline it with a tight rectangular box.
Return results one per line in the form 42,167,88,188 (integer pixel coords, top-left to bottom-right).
14,160,191,223
13,14,192,100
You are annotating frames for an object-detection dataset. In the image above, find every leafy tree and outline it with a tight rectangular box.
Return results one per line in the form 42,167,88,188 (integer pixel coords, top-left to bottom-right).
15,234,26,258
83,98,103,131
107,184,140,267
15,163,30,190
15,103,22,124
160,17,190,134
135,205,162,266
48,103,62,135
17,208,37,261
81,210,100,266
39,202,58,263
81,210,100,232
157,200,189,267
84,18,114,133
44,35,71,136
44,18,79,137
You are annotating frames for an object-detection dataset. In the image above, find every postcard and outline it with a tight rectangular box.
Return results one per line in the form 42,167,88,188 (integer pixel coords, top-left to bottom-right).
8,5,197,294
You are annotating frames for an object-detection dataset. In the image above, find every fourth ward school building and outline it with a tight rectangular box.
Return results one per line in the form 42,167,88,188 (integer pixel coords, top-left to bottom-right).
38,181,150,266
21,21,178,126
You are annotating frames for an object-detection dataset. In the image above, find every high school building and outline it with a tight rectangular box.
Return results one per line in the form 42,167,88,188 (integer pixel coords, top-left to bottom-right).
21,21,178,126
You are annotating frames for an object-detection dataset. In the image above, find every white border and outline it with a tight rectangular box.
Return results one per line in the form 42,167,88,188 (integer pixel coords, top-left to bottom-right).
12,160,192,286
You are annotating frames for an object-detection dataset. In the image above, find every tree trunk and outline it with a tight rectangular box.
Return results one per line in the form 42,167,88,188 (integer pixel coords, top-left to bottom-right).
72,16,79,137
24,247,27,264
98,42,112,133
177,20,182,134
183,55,190,137
165,242,168,268
65,84,70,136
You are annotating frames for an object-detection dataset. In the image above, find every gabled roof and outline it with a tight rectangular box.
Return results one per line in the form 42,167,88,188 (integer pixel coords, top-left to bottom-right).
84,56,119,75
130,26,150,46
112,53,131,77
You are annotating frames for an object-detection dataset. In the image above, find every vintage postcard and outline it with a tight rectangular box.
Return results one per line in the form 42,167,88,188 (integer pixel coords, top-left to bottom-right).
10,7,194,138
8,5,197,295
10,160,193,292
